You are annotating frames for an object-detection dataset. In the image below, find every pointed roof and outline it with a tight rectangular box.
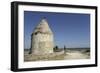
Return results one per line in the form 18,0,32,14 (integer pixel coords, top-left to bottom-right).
33,18,53,35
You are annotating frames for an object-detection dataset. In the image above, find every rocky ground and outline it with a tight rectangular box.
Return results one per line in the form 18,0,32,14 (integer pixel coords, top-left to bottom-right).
64,50,90,59
24,49,90,62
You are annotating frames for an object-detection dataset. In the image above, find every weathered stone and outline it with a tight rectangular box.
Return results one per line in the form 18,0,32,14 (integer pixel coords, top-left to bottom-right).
30,18,54,55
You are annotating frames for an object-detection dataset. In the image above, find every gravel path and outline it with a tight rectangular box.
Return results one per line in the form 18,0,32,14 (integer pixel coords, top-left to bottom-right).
65,51,90,59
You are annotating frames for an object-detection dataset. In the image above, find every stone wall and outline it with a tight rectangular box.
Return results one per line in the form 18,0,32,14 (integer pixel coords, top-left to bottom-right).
30,18,54,55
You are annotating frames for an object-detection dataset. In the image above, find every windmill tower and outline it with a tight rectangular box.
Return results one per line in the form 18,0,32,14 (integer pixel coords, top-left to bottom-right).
30,18,54,55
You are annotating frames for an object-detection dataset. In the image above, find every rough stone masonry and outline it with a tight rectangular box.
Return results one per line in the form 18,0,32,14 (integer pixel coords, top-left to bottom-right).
29,18,54,55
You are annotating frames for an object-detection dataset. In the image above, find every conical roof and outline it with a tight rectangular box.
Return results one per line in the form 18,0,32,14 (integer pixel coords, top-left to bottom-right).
33,18,53,34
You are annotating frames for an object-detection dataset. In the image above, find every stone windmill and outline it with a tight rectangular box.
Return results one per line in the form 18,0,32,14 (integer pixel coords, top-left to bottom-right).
29,18,54,55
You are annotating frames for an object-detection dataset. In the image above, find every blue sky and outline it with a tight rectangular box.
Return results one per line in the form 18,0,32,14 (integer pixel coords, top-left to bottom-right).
24,11,90,49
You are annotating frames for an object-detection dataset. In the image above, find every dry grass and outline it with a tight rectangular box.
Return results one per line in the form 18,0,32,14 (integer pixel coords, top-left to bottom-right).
24,49,90,62
24,52,66,62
